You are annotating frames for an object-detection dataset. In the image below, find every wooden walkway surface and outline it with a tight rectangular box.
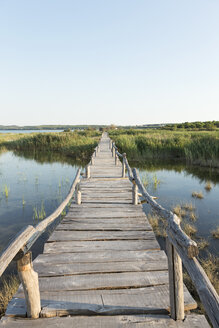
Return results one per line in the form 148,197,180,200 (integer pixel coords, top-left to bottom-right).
2,134,209,327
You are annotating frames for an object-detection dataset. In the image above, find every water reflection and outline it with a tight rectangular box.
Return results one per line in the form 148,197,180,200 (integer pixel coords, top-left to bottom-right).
12,149,86,167
0,150,81,255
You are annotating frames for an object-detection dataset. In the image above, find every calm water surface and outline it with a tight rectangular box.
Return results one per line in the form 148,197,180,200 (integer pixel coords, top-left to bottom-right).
0,150,79,255
0,130,63,134
137,162,219,256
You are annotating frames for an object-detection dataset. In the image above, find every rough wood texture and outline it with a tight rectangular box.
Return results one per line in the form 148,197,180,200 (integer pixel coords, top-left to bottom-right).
166,239,184,320
1,314,210,327
4,133,208,327
17,252,41,318
0,225,35,276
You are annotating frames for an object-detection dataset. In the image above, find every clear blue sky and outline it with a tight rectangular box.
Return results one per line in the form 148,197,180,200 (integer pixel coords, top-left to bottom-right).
0,0,219,126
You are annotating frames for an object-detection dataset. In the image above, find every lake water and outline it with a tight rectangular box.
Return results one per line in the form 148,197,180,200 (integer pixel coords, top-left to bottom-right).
137,161,219,256
0,151,218,272
0,130,63,134
0,150,80,261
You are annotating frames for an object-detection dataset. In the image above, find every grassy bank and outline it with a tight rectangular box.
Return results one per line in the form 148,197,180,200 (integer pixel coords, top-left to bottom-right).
109,129,219,168
0,130,101,163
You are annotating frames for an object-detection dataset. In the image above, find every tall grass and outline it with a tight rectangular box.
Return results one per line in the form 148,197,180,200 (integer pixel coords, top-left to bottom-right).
109,129,219,168
0,276,19,317
0,130,101,163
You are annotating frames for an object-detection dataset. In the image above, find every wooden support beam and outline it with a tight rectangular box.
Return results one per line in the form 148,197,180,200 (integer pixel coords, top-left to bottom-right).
166,238,184,320
17,252,41,319
75,184,81,205
122,153,126,178
86,165,90,179
132,183,138,205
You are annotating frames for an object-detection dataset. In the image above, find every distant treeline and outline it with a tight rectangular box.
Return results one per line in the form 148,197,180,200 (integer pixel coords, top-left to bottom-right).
161,121,219,131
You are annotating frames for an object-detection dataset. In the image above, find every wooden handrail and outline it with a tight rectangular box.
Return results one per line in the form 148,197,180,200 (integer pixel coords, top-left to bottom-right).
111,139,219,327
0,168,81,277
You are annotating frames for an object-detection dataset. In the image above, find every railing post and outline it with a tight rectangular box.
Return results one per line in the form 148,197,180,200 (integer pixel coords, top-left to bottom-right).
86,165,90,179
75,183,81,205
17,251,41,318
132,181,138,205
166,238,184,320
115,154,118,165
112,143,115,157
91,156,94,165
109,140,112,149
122,153,126,178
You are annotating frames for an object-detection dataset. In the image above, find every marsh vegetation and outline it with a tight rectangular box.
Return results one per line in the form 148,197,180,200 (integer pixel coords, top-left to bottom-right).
109,128,219,168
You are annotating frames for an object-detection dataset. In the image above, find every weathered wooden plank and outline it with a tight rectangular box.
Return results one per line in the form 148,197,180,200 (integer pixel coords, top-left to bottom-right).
11,285,196,318
62,218,148,224
19,271,169,292
34,250,165,265
48,230,155,242
82,199,132,204
43,240,160,253
55,223,151,231
1,314,210,327
67,210,144,216
34,259,168,276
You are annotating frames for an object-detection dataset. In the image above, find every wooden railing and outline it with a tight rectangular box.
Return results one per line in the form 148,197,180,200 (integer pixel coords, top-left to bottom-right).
111,141,219,328
0,168,81,318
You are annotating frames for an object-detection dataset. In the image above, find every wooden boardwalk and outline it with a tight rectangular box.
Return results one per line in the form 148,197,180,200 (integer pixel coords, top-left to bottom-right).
2,134,209,327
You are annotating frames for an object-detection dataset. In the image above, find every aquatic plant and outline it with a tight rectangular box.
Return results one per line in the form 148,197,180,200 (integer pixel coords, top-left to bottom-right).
22,197,26,207
181,202,195,211
4,185,9,198
33,202,46,220
153,174,161,190
33,206,38,220
197,238,209,250
141,173,150,188
211,226,219,239
189,212,197,221
205,181,212,191
192,191,204,199
38,202,46,220
182,223,197,237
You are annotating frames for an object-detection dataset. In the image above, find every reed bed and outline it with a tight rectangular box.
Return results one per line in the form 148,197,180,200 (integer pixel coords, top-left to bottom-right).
109,129,219,168
0,130,101,162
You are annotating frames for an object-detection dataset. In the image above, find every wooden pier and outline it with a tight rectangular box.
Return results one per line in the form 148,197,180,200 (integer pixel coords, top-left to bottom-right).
0,133,216,327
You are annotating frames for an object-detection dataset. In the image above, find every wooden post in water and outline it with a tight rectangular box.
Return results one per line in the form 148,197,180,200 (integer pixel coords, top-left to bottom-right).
75,184,81,205
132,181,138,205
122,153,126,178
86,165,90,179
166,238,185,320
17,252,41,319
